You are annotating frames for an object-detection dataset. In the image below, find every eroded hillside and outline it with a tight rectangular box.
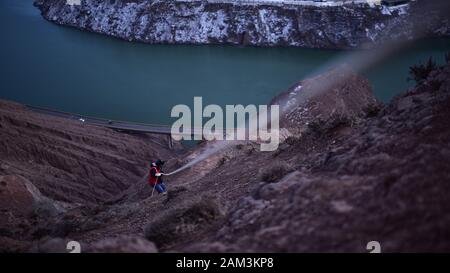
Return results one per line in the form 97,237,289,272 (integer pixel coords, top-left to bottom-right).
0,101,177,251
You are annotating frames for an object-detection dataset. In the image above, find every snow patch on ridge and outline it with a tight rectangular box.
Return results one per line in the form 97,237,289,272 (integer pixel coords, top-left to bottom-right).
37,0,424,48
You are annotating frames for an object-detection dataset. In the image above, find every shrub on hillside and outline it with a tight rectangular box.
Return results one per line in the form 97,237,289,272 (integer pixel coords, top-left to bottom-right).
144,196,222,247
408,57,437,85
258,162,293,183
307,113,352,137
363,103,382,118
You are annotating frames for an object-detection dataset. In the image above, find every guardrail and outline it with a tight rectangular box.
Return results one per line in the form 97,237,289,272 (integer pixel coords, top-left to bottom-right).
27,105,174,134
26,105,223,138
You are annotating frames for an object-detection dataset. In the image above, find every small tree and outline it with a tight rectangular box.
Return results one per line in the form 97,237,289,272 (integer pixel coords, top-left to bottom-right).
408,57,437,85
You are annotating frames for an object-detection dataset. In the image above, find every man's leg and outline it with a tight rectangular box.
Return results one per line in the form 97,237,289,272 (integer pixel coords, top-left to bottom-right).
154,184,164,193
160,183,167,192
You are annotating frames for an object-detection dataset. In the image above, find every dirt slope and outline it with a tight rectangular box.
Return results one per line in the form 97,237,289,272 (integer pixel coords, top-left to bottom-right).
0,101,177,251
0,101,176,204
2,61,450,252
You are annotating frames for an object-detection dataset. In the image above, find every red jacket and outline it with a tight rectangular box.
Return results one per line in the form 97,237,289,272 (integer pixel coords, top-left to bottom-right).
148,166,162,186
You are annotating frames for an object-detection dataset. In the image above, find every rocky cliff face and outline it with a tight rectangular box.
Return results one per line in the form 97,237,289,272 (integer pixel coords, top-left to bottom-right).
271,64,380,136
34,0,450,49
184,61,450,252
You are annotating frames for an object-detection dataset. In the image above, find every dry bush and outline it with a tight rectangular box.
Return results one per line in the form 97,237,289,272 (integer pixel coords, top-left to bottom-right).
144,196,222,247
258,161,293,183
409,57,437,85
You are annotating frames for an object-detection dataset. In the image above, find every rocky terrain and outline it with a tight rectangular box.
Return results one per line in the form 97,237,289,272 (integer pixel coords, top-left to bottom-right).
185,61,450,252
1,57,450,252
0,102,177,251
34,0,450,49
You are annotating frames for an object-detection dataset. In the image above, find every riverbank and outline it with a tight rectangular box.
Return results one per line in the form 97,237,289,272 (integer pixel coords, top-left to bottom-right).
34,0,450,49
2,0,449,128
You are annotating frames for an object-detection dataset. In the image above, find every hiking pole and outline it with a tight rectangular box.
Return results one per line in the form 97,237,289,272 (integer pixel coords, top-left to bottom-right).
151,184,156,198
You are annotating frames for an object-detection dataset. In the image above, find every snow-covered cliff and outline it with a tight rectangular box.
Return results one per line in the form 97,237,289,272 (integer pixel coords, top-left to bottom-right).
34,0,449,48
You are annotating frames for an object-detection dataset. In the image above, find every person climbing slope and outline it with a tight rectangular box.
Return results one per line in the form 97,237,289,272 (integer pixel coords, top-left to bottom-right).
148,159,167,195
